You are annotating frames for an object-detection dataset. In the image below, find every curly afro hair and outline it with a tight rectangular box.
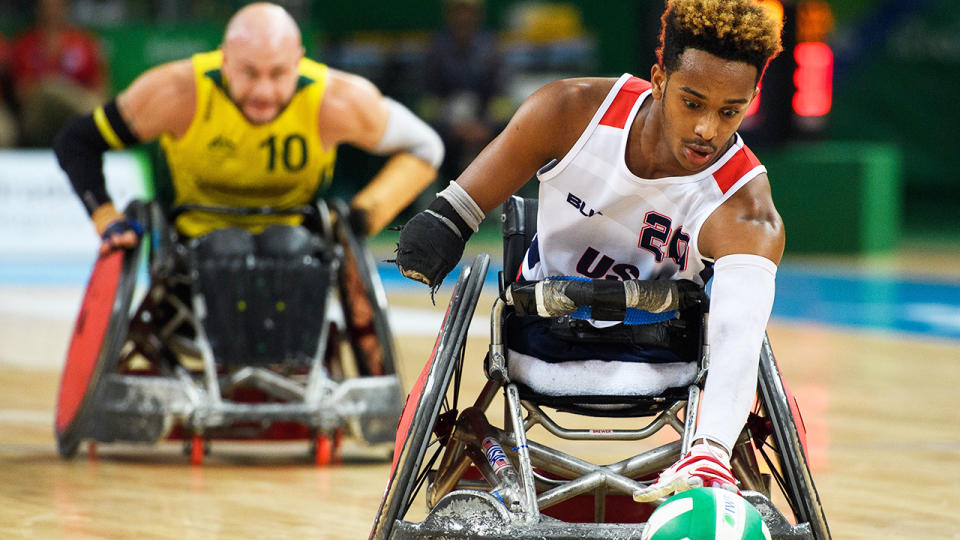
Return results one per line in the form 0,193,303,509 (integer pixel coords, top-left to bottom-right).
657,0,783,81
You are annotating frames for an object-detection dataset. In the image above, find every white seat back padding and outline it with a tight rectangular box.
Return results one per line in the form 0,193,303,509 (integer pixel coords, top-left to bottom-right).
507,349,697,397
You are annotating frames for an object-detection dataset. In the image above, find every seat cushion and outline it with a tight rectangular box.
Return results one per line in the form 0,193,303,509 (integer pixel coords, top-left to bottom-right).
507,348,697,397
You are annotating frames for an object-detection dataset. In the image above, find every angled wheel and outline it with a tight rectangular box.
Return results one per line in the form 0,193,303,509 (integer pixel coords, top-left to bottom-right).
750,333,832,539
331,200,398,377
369,254,489,540
55,200,148,458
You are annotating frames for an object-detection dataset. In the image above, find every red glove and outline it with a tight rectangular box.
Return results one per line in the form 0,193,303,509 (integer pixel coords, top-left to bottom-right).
633,442,739,502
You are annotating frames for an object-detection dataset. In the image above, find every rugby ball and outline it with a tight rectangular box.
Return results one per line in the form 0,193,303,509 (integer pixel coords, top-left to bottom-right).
641,487,771,540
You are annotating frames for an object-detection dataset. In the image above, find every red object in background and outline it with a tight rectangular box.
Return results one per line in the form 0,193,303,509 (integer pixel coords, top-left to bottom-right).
0,34,9,102
0,34,9,67
11,28,104,91
792,42,834,117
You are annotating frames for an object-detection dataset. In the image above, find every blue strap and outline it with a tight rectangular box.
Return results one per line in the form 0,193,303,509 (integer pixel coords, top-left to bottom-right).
101,218,144,240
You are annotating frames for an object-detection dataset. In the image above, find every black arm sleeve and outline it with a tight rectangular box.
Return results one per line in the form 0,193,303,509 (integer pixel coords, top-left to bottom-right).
52,100,140,215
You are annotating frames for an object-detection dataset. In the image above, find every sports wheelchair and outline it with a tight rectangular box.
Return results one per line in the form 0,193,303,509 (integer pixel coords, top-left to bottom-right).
370,196,830,539
55,198,403,465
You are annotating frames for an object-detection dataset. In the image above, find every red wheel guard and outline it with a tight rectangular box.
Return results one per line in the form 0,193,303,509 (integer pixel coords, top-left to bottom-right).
56,251,124,434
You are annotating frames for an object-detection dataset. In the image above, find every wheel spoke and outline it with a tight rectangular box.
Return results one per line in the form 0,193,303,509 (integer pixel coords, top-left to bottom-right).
405,443,444,514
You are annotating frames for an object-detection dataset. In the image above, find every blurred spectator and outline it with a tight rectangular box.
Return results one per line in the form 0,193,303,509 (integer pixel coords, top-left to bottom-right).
0,32,18,147
12,0,107,147
421,0,510,182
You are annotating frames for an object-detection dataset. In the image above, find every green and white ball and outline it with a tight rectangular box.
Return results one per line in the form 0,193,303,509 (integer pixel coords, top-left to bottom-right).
641,488,771,540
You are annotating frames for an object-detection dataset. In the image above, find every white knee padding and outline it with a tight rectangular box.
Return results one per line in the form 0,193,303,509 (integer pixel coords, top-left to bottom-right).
693,254,777,454
372,98,445,168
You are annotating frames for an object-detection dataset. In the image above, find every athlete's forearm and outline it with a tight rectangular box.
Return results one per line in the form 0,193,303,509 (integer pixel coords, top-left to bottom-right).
350,153,437,235
53,100,140,220
693,254,777,454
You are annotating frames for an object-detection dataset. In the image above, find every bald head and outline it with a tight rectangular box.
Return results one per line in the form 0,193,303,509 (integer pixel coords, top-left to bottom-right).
224,2,301,51
220,2,305,124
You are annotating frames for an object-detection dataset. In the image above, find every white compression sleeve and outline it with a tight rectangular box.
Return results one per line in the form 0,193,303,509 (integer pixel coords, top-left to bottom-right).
371,97,445,168
437,181,485,233
693,254,777,454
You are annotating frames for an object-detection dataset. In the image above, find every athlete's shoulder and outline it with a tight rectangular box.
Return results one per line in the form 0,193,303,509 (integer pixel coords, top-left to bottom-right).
324,67,382,107
167,58,198,86
532,77,618,113
712,137,764,194
148,59,197,106
116,58,196,141
318,68,387,147
508,77,615,142
120,58,196,104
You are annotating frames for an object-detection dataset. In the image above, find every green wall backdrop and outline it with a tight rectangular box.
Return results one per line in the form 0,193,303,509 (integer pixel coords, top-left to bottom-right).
3,0,954,246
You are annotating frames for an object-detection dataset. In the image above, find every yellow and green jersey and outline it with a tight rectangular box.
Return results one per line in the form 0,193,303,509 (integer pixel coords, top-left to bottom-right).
161,50,337,237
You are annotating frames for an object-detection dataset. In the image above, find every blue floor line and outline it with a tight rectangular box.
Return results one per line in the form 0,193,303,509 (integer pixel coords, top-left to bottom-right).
772,268,960,340
2,259,959,340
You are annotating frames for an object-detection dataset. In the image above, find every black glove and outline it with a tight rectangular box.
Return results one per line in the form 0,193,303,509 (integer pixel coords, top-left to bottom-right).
395,197,471,289
345,207,370,238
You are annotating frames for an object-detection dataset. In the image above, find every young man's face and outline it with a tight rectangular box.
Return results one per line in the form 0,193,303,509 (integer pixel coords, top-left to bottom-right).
651,48,759,171
221,39,304,125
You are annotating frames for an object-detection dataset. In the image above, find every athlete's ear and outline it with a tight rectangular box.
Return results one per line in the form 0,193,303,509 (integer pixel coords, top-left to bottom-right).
220,44,231,70
650,64,667,100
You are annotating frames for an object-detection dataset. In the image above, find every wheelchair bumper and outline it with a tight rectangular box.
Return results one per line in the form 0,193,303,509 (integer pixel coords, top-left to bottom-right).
390,490,814,540
85,373,404,446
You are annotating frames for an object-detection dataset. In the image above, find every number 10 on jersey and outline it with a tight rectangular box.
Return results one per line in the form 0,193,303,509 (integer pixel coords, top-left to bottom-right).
259,134,308,172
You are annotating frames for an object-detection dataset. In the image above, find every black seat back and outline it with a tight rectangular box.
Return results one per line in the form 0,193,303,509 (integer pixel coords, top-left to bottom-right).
502,196,539,285
191,226,332,367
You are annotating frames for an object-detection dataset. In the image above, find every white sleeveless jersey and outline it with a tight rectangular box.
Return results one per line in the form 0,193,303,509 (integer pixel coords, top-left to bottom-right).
519,74,766,288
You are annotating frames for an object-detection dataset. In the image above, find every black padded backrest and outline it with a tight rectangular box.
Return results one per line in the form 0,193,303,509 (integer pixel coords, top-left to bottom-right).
190,226,331,367
255,224,319,257
501,196,538,284
191,227,256,258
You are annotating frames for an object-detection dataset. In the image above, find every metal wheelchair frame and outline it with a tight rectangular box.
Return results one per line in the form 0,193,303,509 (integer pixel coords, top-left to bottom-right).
58,199,403,464
371,196,830,539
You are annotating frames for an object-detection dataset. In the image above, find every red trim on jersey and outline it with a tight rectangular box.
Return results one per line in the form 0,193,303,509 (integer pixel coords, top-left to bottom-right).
712,144,762,194
598,77,652,129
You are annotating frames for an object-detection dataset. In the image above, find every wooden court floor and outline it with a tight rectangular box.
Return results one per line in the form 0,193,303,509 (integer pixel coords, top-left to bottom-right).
1,287,959,539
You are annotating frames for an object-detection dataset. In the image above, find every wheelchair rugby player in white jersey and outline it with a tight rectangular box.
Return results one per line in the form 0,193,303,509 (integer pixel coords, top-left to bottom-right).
377,0,830,538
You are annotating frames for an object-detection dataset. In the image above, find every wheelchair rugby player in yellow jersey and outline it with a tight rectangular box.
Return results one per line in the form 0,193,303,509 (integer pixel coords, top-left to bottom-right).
51,2,444,464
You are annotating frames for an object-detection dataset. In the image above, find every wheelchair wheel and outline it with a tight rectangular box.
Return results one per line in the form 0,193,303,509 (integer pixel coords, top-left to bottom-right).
752,334,831,540
55,200,148,458
369,254,490,540
332,200,398,377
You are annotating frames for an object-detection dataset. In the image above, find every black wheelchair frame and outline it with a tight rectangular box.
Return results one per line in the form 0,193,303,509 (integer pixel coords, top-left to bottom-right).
369,196,830,539
55,198,403,465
